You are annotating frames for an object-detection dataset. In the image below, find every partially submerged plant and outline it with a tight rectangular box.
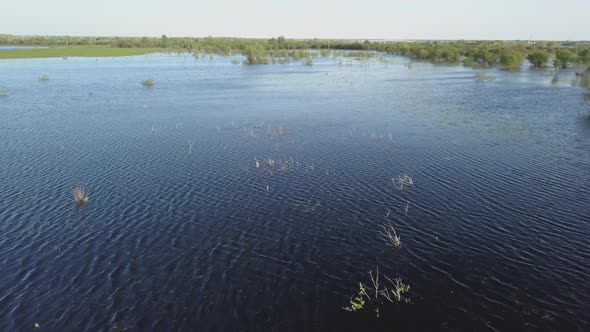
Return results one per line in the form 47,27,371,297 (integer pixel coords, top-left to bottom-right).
72,186,89,205
187,140,195,155
38,74,49,81
392,174,414,191
474,71,495,81
141,79,155,87
267,158,275,167
344,267,411,314
0,88,9,97
343,282,368,312
380,223,402,248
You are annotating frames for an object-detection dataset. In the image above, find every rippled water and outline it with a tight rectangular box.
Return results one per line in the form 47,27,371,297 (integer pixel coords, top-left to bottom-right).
1,54,589,331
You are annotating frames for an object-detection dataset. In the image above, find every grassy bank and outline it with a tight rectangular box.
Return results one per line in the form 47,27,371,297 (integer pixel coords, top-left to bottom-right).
0,47,163,59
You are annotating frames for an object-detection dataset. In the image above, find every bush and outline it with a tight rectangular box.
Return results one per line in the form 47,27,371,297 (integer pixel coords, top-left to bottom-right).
555,49,574,69
500,51,525,70
528,52,549,68
243,44,269,65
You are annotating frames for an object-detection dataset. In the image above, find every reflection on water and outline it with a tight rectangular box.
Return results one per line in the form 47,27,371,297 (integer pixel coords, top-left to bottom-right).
0,54,589,331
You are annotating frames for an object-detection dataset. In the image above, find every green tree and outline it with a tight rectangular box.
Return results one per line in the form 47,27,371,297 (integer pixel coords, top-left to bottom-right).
499,51,525,70
243,44,268,64
527,52,549,68
555,49,573,69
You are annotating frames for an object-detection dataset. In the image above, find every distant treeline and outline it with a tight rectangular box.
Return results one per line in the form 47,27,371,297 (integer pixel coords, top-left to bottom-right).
1,34,590,70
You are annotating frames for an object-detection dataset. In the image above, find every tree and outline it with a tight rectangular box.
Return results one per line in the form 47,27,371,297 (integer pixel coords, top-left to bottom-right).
500,51,525,70
243,44,268,64
527,52,549,68
555,49,573,69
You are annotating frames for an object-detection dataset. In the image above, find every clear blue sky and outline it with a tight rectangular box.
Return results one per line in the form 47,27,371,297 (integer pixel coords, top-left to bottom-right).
2,0,589,40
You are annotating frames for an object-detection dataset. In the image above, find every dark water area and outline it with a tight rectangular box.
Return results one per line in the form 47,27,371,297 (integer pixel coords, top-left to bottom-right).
1,54,589,331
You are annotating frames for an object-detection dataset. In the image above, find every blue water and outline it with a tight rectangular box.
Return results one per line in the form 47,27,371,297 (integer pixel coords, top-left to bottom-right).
0,53,589,331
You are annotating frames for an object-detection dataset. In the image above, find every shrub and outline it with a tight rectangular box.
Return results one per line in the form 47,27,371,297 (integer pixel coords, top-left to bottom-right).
243,44,269,65
555,49,574,69
500,51,525,70
528,52,549,68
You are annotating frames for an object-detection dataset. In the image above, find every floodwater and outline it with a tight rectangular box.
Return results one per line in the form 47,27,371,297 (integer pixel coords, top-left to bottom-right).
0,53,589,331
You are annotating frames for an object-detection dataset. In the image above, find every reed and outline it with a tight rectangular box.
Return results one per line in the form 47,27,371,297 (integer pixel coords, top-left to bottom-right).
392,174,414,191
187,140,195,155
380,223,402,248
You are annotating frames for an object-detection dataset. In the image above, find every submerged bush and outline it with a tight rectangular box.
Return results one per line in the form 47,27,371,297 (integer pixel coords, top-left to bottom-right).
474,71,496,81
500,52,525,70
555,49,575,69
0,88,9,97
463,57,475,67
72,186,89,205
243,44,269,65
141,79,155,86
38,74,49,81
303,58,313,66
528,52,549,68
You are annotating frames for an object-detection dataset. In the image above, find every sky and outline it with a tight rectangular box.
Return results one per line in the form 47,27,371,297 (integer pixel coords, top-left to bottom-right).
1,0,589,40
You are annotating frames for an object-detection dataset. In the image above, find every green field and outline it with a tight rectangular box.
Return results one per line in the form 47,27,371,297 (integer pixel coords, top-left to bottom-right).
0,47,164,59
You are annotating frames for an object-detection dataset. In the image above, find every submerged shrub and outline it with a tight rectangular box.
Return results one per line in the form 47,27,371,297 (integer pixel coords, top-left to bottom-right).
528,52,549,68
303,58,313,66
0,88,9,97
72,186,89,205
555,49,575,69
474,71,496,81
141,79,155,86
463,57,475,67
243,44,269,65
38,74,49,81
500,51,525,70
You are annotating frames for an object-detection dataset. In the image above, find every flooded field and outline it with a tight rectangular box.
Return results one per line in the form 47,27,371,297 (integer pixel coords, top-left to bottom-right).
1,53,589,331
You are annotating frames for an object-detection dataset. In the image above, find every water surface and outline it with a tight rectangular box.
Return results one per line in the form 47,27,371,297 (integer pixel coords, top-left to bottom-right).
1,54,589,331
